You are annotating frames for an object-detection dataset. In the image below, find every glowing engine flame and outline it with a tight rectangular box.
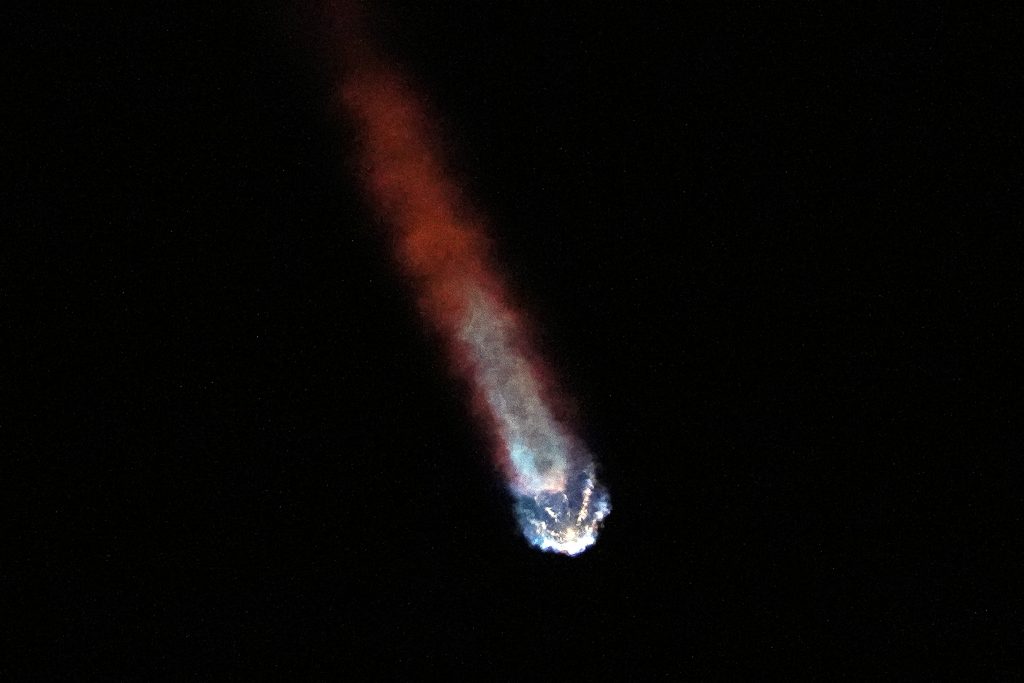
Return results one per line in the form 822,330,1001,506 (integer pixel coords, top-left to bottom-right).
515,466,611,556
330,1,610,555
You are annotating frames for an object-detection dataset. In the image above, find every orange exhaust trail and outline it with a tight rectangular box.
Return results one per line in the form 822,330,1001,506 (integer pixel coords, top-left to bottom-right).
327,2,610,554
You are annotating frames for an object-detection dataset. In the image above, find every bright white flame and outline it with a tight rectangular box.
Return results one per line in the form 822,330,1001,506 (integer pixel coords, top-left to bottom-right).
459,287,610,555
515,466,611,556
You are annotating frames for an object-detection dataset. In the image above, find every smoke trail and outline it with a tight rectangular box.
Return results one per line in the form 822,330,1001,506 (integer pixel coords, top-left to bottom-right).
328,2,610,555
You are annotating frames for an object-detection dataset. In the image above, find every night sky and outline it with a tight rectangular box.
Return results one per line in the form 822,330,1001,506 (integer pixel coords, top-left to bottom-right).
8,1,1020,676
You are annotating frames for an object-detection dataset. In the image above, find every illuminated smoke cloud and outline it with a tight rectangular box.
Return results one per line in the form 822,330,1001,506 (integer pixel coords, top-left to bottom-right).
329,1,610,555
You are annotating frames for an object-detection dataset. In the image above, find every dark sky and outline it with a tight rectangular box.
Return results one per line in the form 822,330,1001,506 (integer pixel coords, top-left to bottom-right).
7,1,1021,676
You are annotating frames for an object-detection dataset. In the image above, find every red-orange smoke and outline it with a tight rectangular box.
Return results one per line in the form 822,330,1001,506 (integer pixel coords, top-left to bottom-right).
341,65,492,334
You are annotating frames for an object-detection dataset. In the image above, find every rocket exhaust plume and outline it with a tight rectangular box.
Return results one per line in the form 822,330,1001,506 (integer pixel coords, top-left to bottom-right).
327,2,610,555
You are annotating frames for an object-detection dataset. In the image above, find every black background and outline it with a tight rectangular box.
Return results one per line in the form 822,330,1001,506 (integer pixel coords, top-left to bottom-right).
7,1,1021,676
